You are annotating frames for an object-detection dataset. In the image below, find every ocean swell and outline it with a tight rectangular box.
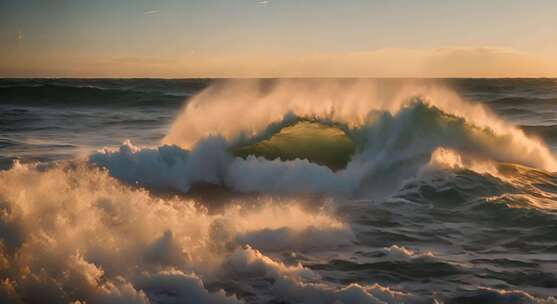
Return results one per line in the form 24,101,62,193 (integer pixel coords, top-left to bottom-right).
3,79,557,303
0,83,193,107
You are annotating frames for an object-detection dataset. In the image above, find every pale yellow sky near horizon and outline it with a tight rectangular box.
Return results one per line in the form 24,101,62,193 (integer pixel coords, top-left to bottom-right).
1,1,557,78
3,46,556,78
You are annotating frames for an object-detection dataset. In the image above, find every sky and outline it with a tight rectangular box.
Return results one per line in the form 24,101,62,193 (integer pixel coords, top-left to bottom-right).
1,0,556,78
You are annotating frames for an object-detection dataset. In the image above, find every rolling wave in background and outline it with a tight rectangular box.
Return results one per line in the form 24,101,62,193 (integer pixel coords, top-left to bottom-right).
1,79,557,303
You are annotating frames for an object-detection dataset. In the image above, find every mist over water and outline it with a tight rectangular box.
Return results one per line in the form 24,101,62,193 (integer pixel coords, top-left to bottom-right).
1,78,557,303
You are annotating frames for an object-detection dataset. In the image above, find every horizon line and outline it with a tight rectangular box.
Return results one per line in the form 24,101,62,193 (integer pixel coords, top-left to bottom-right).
2,76,557,80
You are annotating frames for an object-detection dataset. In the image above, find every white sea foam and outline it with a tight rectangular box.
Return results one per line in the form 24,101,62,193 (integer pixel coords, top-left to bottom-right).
0,162,357,303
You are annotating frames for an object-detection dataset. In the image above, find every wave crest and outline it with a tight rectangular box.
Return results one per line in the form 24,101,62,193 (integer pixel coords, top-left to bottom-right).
91,83,557,196
162,79,556,174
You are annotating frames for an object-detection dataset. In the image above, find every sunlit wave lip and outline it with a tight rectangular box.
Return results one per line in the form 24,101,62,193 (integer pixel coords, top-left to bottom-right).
162,79,557,171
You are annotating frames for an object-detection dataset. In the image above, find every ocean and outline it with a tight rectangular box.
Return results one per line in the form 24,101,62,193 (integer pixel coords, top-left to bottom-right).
1,78,556,303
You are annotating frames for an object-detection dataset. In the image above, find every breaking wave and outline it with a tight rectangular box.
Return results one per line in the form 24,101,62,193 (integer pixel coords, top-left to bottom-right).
90,79,557,197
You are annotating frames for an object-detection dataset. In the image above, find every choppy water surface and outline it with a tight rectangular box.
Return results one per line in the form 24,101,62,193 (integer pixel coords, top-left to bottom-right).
1,78,556,304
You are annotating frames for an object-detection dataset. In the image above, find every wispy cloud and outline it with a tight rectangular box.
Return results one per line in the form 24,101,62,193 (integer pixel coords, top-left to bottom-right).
257,0,271,5
143,10,159,15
